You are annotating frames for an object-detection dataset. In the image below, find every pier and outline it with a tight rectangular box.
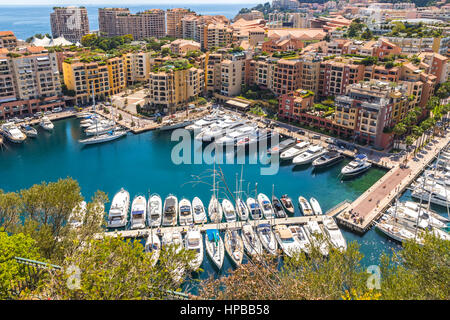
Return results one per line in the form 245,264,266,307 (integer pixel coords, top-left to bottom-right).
97,215,327,239
335,131,450,234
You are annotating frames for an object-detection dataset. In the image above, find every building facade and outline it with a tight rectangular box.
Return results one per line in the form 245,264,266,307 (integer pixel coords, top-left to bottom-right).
50,7,90,43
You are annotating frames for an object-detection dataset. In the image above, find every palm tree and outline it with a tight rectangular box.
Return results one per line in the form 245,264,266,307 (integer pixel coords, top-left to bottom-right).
392,122,407,150
412,126,423,154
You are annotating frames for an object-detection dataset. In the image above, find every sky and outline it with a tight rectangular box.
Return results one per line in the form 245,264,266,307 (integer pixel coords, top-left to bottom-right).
0,0,265,5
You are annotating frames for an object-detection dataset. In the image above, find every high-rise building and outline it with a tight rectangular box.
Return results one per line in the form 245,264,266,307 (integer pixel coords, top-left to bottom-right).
166,8,196,39
0,31,18,50
98,8,166,40
50,7,90,43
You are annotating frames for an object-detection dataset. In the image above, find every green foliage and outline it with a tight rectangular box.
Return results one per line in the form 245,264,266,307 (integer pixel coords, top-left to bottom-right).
0,231,42,299
436,82,450,100
81,34,134,52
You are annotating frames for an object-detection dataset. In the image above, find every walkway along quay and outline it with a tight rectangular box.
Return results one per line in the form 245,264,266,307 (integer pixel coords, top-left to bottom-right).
335,130,450,234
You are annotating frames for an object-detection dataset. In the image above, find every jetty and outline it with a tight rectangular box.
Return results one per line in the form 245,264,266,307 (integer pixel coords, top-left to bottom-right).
335,131,450,234
97,214,328,239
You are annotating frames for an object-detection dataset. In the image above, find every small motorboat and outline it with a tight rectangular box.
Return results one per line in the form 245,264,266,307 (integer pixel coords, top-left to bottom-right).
273,224,302,257
222,199,237,222
246,197,262,220
309,197,323,215
147,194,162,227
257,193,275,219
298,196,314,216
145,233,161,267
271,195,287,218
20,124,38,138
178,198,193,226
130,195,147,229
280,194,295,215
39,116,54,131
184,228,203,271
192,197,207,224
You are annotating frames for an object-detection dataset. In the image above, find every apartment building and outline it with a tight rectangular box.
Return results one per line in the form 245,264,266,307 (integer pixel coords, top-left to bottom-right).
62,54,126,104
418,52,448,83
262,36,304,53
385,36,450,55
205,53,223,94
148,61,204,112
0,31,18,50
123,52,152,85
98,8,166,40
50,7,90,43
278,89,314,120
161,39,201,56
199,23,233,51
319,58,365,97
0,48,64,120
166,8,196,39
272,59,302,96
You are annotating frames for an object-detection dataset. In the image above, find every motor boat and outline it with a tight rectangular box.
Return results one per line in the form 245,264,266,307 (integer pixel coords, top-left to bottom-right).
147,194,162,227
267,138,296,155
107,188,130,228
162,195,178,227
1,122,27,143
159,119,193,131
208,195,223,223
288,225,311,254
222,199,237,222
20,124,38,138
205,229,225,270
84,120,115,136
161,231,185,282
257,193,275,219
271,195,287,218
184,228,203,270
312,150,345,168
273,225,302,257
192,197,207,224
145,233,161,267
68,201,87,228
235,197,249,221
178,198,193,226
241,223,263,257
292,145,326,165
280,141,310,160
130,195,147,229
411,186,449,208
322,216,347,251
39,117,54,131
224,229,244,267
280,194,295,215
341,154,372,177
235,129,272,148
304,221,329,256
309,197,323,215
246,197,262,220
214,125,257,146
298,196,314,216
256,223,278,255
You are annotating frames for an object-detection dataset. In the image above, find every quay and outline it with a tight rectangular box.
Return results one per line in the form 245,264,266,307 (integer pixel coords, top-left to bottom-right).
97,215,327,239
335,131,450,234
25,110,76,126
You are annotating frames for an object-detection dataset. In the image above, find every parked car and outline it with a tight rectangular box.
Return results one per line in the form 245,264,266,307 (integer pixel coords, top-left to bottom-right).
311,135,321,140
325,137,335,144
44,111,52,115
52,107,62,113
296,129,305,135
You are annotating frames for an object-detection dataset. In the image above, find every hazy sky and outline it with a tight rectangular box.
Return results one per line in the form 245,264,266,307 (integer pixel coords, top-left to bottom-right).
0,0,264,5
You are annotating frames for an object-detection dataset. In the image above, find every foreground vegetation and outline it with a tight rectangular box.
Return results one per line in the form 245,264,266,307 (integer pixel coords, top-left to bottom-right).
0,178,449,300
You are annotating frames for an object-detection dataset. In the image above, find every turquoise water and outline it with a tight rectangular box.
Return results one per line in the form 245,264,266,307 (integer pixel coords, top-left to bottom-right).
0,4,256,40
4,118,448,289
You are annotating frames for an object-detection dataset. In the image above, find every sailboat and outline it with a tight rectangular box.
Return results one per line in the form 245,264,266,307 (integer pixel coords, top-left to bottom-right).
224,228,244,267
256,223,278,255
257,193,275,219
235,168,249,221
241,223,264,257
208,163,223,223
205,229,225,270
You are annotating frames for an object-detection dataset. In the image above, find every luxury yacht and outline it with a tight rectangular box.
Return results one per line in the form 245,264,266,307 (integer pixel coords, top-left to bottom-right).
292,145,326,165
147,194,162,227
178,198,193,226
273,225,302,257
312,150,344,168
411,186,449,208
298,196,314,216
257,193,275,219
107,188,130,228
214,125,257,146
192,197,207,224
159,119,193,131
79,129,127,145
235,129,272,148
341,154,372,177
222,199,237,222
162,195,178,227
267,138,297,155
39,117,54,131
322,216,347,251
1,122,27,143
130,195,147,229
280,141,310,160
20,124,38,138
386,202,446,229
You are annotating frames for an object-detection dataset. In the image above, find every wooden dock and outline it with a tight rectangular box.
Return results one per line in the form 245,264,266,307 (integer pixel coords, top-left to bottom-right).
97,215,326,239
335,132,450,234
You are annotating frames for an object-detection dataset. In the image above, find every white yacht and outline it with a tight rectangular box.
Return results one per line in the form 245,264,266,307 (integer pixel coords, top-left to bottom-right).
68,201,87,228
130,195,147,229
39,116,54,131
145,233,161,267
79,129,127,145
208,195,223,223
159,119,193,131
411,186,449,208
341,154,372,177
246,197,262,220
312,150,345,168
186,118,217,131
224,229,244,267
221,199,237,222
376,218,417,243
161,231,184,282
256,223,278,255
1,122,27,143
280,141,310,160
304,220,329,256
235,198,249,221
288,225,311,254
205,229,225,270
192,197,207,224
321,216,347,252
162,195,178,227
20,124,38,138
292,145,326,165
273,225,302,257
386,202,446,229
84,121,115,136
257,193,275,219
196,120,235,142
298,196,314,216
184,228,203,270
235,129,272,148
107,188,130,228
241,223,264,257
267,138,296,155
178,198,193,226
214,125,257,146
271,195,287,218
309,197,323,215
147,194,162,227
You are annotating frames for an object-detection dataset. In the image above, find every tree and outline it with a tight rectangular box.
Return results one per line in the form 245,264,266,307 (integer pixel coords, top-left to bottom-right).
392,122,407,149
0,190,23,230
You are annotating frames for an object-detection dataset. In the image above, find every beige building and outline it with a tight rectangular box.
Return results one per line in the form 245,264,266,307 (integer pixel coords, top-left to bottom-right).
50,6,89,43
0,31,18,49
161,39,201,56
123,52,152,85
167,8,196,39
